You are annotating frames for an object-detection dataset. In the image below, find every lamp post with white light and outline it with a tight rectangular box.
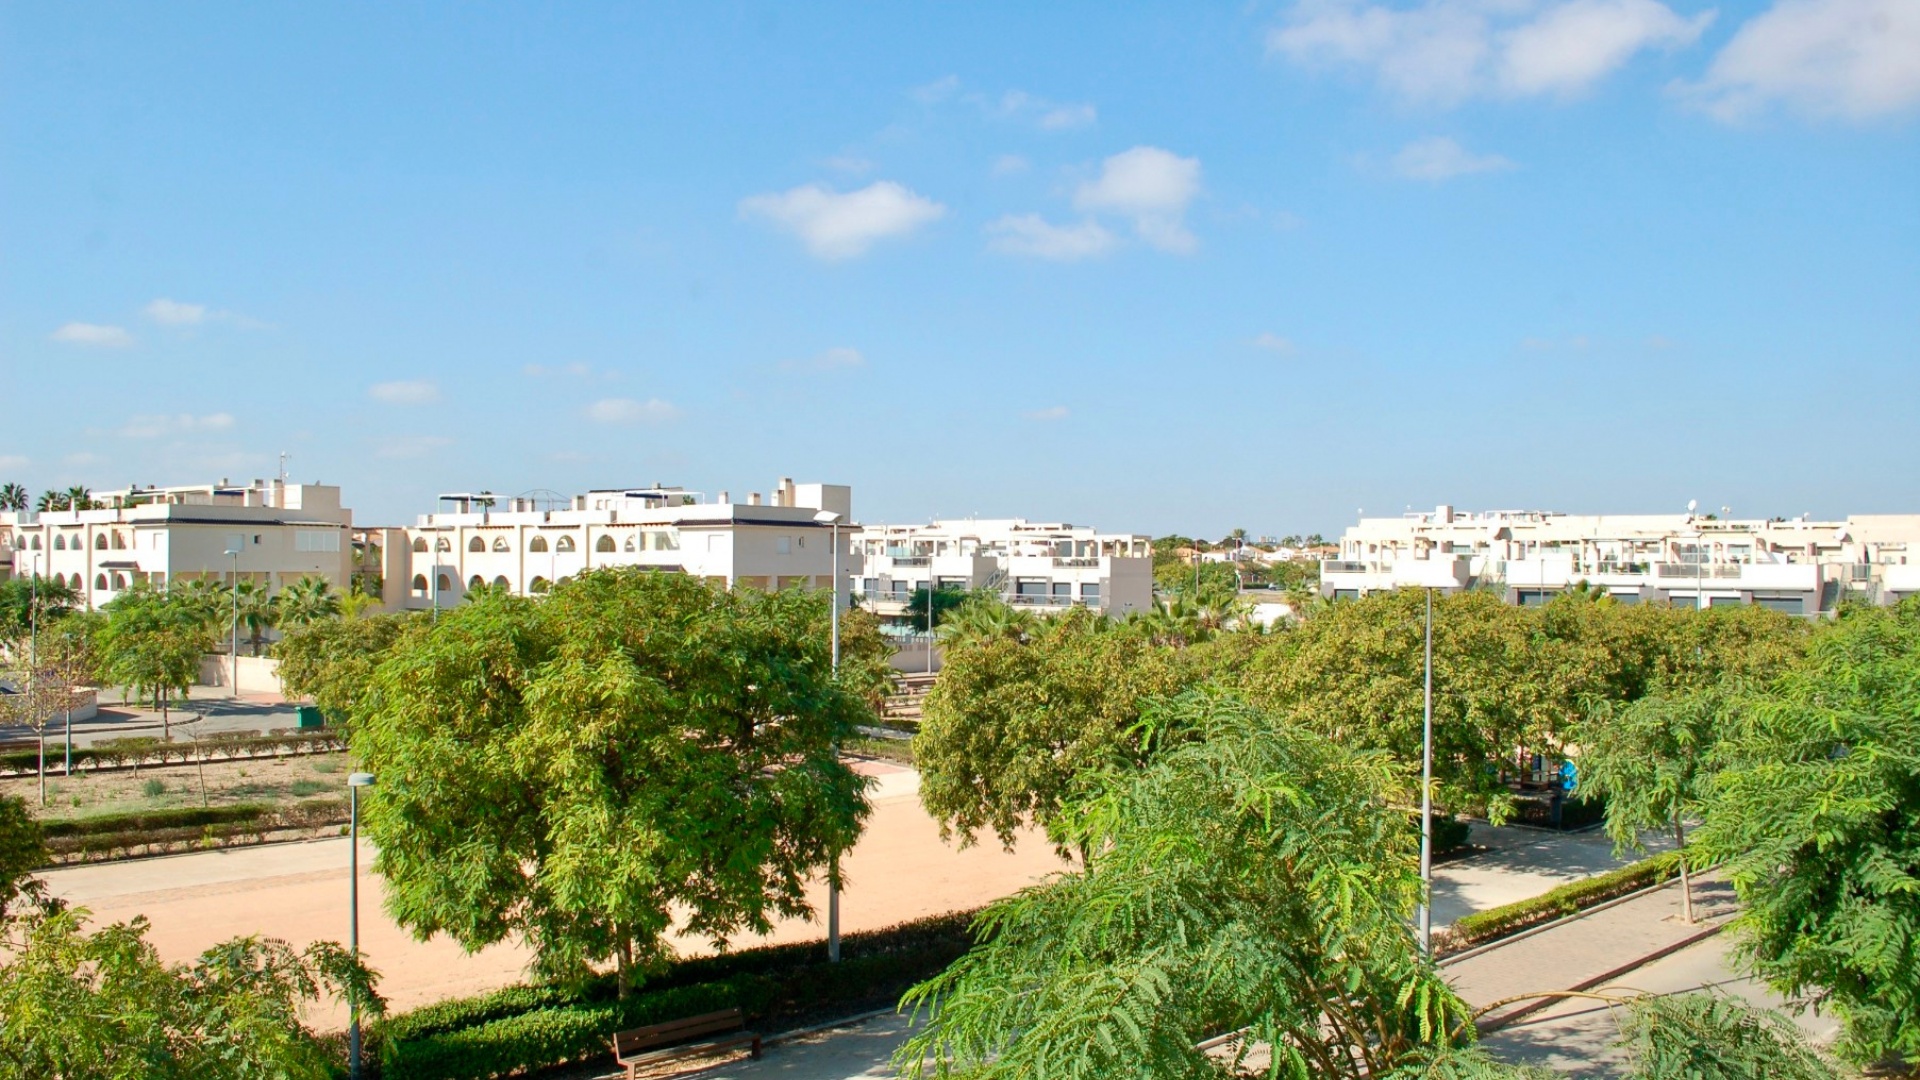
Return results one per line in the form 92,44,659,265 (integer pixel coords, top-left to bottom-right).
347,770,376,1080
224,546,241,697
813,510,844,962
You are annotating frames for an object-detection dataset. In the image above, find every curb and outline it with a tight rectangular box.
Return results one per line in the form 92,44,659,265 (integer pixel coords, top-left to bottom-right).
1439,873,1685,967
1472,920,1729,1035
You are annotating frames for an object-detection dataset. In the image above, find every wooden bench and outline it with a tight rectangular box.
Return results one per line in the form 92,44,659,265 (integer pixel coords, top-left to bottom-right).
611,1007,762,1078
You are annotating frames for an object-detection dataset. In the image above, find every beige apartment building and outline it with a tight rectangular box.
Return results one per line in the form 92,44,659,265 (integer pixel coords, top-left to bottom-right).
379,477,854,611
850,518,1154,617
1321,505,1920,615
0,479,356,607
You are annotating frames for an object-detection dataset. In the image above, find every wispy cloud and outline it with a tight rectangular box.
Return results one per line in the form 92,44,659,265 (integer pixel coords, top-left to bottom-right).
1023,406,1070,421
1391,136,1515,180
781,347,868,374
1073,146,1203,253
1269,0,1712,107
986,215,1118,261
1253,333,1298,353
51,322,134,348
1683,0,1920,121
143,298,265,328
119,413,237,439
0,455,27,471
996,90,1099,130
991,154,1031,177
587,398,681,425
912,75,962,104
375,435,454,459
739,181,947,260
368,379,441,406
823,154,874,174
524,362,619,380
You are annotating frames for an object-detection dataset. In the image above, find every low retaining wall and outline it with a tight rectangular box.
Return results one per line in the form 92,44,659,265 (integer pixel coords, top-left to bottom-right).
197,654,284,696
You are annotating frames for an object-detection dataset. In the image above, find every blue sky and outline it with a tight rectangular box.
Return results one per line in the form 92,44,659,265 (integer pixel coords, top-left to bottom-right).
3,1,1915,537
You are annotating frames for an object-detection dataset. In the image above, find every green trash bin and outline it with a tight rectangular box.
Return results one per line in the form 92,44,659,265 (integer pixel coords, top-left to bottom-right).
296,705,326,730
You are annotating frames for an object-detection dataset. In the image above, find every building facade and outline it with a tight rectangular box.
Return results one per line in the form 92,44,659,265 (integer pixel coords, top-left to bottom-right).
0,479,356,608
850,519,1154,618
387,477,853,610
1321,505,1920,615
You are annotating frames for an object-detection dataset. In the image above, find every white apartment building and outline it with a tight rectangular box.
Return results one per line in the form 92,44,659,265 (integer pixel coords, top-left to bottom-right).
0,479,356,608
850,519,1154,618
1322,505,1920,615
384,477,853,610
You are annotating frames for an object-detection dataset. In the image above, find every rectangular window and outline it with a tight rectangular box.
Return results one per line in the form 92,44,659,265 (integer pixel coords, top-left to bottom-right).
295,529,342,553
224,533,246,554
862,578,878,595
776,536,792,554
1081,582,1101,600
1051,581,1072,597
1753,595,1804,614
1016,578,1049,597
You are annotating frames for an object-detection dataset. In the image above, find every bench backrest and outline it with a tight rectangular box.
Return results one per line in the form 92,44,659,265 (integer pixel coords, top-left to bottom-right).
614,1008,747,1054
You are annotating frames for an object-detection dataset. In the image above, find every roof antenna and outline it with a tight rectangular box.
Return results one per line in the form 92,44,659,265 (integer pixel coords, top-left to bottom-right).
278,451,291,484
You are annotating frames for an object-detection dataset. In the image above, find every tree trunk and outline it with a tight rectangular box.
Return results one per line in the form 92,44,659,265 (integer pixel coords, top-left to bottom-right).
37,730,46,805
1674,813,1694,925
616,927,633,1000
161,688,171,742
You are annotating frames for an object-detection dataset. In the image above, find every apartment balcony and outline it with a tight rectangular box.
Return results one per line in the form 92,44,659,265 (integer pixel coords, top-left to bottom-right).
1007,593,1077,609
888,555,932,567
1321,556,1471,593
1052,557,1101,568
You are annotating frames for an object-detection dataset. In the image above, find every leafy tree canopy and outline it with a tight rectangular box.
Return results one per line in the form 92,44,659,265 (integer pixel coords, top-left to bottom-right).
275,610,428,725
353,569,887,994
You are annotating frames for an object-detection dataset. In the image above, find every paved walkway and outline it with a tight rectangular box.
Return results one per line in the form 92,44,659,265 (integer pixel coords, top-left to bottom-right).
1443,873,1737,1031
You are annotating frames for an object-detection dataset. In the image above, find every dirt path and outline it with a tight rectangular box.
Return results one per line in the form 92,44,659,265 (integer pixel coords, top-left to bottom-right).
37,761,1065,1030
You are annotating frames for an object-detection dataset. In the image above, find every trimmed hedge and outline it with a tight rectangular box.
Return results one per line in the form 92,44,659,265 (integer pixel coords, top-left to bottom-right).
375,908,979,1079
845,734,915,766
1443,850,1682,953
40,798,350,864
0,730,346,775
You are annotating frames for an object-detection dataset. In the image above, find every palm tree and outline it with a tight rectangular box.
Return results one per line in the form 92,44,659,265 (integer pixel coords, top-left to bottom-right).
233,582,278,656
36,490,68,513
936,595,1036,651
338,590,382,620
0,483,26,511
277,576,341,628
65,486,94,512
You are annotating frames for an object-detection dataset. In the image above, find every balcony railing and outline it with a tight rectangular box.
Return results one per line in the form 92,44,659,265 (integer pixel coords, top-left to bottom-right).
889,556,931,567
1655,563,1744,579
1321,561,1370,574
1007,594,1075,607
1052,557,1100,568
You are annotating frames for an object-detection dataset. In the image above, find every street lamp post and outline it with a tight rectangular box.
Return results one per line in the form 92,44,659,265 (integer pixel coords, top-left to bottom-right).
224,547,241,697
813,510,844,963
347,771,376,1080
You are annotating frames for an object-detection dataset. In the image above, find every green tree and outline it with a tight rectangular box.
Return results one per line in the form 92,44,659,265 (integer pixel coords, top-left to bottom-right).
899,692,1475,1080
0,575,79,646
0,795,50,922
1613,993,1841,1080
1693,598,1920,1065
276,575,342,629
275,610,425,725
916,605,1197,854
353,569,881,995
902,584,971,631
0,483,25,512
97,586,210,737
0,908,381,1079
1576,688,1731,924
934,593,1036,651
234,581,277,656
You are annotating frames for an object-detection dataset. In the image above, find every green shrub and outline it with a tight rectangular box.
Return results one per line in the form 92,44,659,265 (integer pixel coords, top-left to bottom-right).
40,803,273,838
1445,851,1681,952
141,778,167,798
289,780,326,797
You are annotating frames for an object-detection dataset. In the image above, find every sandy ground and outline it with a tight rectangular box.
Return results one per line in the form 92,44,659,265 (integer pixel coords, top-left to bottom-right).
38,760,1067,1030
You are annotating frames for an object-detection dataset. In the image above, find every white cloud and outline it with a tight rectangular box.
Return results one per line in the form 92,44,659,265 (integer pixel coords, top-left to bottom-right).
144,298,207,325
367,379,440,406
1269,0,1711,105
1253,333,1298,353
913,75,962,103
782,347,868,373
587,397,680,425
1073,146,1203,253
1038,102,1098,129
1392,136,1516,180
375,435,454,460
0,455,27,471
823,154,874,174
51,322,134,348
64,452,107,468
1023,406,1070,421
119,412,236,439
1686,0,1920,121
991,154,1031,176
739,181,947,260
986,214,1118,261
524,361,618,381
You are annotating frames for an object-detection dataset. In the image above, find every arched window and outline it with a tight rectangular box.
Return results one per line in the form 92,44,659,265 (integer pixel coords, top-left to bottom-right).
412,537,429,553
492,575,510,589
492,537,509,552
94,533,107,550
555,536,577,553
411,574,428,595
112,572,127,589
468,575,485,591
596,535,616,553
623,536,637,552
28,535,40,550
68,574,82,590
529,576,550,594
113,531,127,550
529,536,549,553
437,573,453,593
95,573,108,591
435,537,452,553
468,536,486,552
52,535,65,551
